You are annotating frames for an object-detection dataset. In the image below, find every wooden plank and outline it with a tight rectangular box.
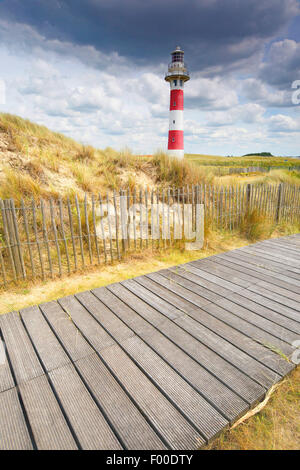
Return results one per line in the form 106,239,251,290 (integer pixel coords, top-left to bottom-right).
241,246,300,273
219,250,300,286
48,363,122,450
120,335,229,440
91,287,251,423
50,199,62,277
168,266,300,342
19,375,77,450
157,269,294,356
209,254,300,294
57,296,115,352
121,279,183,320
107,282,265,405
75,290,135,344
99,343,205,449
39,301,95,362
0,387,33,450
190,260,300,322
145,272,293,376
0,312,44,384
0,338,15,392
134,275,285,388
20,305,70,372
75,353,166,450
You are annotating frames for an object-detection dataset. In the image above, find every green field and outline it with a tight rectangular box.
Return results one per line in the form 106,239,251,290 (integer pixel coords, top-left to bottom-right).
185,153,300,168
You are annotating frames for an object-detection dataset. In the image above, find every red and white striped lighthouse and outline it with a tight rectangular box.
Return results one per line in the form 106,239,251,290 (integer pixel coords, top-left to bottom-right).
165,46,190,159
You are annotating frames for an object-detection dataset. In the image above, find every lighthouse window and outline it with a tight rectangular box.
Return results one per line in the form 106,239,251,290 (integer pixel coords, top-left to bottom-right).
173,101,176,106
180,80,183,86
173,80,177,86
173,120,175,124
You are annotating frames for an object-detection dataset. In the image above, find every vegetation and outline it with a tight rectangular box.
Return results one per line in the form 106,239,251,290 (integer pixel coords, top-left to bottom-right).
0,113,299,450
203,366,300,450
1,113,300,204
243,152,273,157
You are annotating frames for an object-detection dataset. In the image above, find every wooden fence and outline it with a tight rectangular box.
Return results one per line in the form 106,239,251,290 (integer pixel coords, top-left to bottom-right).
0,182,299,287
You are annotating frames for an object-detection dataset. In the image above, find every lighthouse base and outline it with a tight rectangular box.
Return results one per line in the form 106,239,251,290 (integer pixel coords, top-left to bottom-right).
167,149,184,159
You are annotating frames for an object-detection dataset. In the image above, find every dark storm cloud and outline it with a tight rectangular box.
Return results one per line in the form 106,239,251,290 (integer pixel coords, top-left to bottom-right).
0,0,299,71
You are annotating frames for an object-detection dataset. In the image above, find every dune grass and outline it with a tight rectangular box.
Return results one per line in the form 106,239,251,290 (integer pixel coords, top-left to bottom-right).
203,366,300,450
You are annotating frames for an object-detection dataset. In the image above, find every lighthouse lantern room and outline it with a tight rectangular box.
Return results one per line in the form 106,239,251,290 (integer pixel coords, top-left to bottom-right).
165,46,190,159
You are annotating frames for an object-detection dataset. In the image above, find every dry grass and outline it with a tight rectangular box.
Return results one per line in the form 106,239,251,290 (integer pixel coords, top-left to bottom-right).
203,366,300,450
0,230,254,316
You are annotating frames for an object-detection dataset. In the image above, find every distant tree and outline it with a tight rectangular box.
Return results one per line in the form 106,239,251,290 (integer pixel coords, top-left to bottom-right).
243,152,273,157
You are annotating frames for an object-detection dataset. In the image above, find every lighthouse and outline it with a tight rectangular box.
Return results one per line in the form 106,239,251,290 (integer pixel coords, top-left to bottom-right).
165,46,190,159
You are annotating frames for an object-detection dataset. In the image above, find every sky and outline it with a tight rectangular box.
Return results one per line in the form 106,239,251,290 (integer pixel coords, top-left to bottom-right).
0,0,300,156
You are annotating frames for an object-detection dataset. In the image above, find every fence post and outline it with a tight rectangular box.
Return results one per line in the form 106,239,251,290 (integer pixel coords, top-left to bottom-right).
246,184,251,214
276,183,283,223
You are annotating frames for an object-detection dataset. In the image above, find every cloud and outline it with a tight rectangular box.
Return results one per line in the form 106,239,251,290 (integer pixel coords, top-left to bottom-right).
0,0,299,73
269,114,300,132
259,39,300,89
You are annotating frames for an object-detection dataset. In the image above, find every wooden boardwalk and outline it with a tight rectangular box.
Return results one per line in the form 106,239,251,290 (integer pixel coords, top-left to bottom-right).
0,234,299,450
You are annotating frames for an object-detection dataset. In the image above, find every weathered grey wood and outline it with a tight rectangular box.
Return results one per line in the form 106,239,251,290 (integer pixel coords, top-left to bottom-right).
4,199,22,278
21,199,35,278
91,287,251,423
0,248,7,287
108,282,266,405
91,195,100,264
40,301,94,362
98,194,108,264
1,234,300,450
59,198,71,274
0,311,44,384
20,305,70,372
10,199,26,280
19,374,77,450
0,387,33,450
0,199,17,281
219,250,300,286
169,265,298,343
145,272,293,376
75,195,85,267
67,197,77,271
31,198,45,280
48,363,122,450
0,336,15,392
57,295,115,352
113,190,121,260
202,255,300,297
133,275,284,389
84,194,93,264
158,269,294,355
50,199,62,277
40,199,53,278
190,260,300,323
99,343,205,449
75,353,166,450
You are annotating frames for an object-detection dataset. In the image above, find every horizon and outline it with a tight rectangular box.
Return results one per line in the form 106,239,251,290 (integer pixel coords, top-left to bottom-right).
0,1,300,156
